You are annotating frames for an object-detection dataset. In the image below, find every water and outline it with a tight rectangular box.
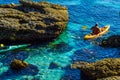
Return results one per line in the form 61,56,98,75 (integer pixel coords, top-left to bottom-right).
0,0,120,80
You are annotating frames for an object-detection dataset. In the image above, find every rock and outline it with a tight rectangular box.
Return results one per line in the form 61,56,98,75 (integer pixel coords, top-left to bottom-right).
71,61,90,69
72,58,120,80
0,0,68,44
10,59,29,70
100,35,120,47
97,76,120,80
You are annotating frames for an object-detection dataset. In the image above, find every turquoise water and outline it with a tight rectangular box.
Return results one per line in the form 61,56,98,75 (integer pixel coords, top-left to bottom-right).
0,0,120,80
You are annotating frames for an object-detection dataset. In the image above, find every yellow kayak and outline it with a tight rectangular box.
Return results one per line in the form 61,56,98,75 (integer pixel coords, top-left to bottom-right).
84,24,110,40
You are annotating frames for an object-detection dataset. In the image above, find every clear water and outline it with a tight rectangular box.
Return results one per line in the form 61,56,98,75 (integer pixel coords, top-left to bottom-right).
0,0,120,80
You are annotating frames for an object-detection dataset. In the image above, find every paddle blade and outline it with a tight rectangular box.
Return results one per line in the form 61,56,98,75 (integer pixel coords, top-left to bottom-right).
82,26,87,30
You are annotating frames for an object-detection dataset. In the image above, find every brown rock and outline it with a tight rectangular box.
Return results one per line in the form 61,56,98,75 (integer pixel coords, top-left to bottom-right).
0,0,69,44
97,76,120,80
10,59,29,70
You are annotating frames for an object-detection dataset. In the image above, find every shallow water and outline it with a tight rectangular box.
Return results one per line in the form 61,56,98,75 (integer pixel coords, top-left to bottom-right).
0,0,120,80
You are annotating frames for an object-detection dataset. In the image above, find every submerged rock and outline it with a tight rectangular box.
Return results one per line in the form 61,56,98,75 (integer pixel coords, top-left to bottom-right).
100,35,120,47
0,0,68,44
50,42,73,53
72,58,120,80
48,62,60,69
10,59,29,70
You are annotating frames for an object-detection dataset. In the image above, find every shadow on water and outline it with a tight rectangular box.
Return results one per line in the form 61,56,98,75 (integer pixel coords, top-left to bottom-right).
0,50,39,79
60,65,80,80
0,51,29,65
48,62,60,69
47,42,74,54
71,49,97,62
0,64,39,80
48,61,80,80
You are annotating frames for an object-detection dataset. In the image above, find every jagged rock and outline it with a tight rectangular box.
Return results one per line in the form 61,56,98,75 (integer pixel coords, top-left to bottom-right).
100,35,120,47
10,59,29,70
0,0,68,44
72,58,120,80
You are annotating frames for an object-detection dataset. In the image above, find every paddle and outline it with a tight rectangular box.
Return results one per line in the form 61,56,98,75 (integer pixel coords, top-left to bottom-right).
82,26,88,30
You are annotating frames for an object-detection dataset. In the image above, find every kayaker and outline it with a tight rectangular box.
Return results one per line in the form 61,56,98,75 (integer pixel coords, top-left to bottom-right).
91,23,101,35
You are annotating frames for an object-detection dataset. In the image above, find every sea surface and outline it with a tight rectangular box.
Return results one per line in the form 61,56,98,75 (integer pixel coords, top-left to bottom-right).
0,0,120,80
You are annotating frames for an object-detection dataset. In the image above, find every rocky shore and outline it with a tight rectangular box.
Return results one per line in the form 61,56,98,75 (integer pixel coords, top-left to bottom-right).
0,0,68,44
72,58,120,80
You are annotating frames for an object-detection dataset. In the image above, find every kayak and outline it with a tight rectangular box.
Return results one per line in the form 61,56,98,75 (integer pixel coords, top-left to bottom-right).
84,24,110,40
0,44,31,53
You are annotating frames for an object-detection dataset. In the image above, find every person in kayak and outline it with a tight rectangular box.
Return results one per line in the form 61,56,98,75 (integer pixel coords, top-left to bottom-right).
91,23,101,35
